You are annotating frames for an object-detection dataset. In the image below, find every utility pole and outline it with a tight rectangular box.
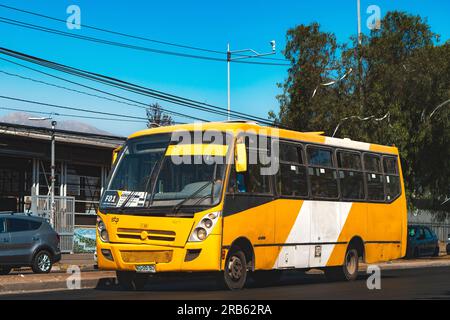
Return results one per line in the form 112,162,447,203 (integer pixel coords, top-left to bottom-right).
357,0,364,112
226,41,277,121
29,116,57,226
50,120,57,227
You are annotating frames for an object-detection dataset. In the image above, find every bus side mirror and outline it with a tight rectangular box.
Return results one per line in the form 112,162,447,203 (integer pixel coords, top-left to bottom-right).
235,143,247,173
112,146,123,165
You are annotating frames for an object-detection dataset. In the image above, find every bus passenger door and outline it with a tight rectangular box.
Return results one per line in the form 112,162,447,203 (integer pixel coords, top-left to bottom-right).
275,199,311,269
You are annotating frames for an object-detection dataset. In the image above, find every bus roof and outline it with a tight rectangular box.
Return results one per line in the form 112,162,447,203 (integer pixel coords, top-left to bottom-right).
128,121,398,155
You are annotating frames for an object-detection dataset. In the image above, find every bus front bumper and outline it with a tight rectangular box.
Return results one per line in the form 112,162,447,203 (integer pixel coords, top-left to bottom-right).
97,235,221,273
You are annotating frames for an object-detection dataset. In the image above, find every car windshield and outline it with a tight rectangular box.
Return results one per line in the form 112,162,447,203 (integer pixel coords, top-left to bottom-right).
100,133,228,214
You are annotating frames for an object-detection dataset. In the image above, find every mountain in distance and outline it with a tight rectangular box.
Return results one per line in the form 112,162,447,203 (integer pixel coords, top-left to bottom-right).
0,112,114,135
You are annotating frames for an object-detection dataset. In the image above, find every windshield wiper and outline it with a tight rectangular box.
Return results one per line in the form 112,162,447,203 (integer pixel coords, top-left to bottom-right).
172,181,213,214
118,191,136,212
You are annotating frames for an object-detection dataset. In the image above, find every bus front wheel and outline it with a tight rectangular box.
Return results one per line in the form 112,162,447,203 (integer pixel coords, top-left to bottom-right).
116,271,148,291
325,248,359,282
223,248,248,290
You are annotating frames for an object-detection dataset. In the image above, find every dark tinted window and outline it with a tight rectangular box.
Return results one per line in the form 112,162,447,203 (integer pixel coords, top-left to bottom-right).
309,167,338,198
364,154,382,173
280,144,303,164
0,218,4,233
276,143,307,197
7,218,31,233
385,175,400,201
424,228,434,239
367,173,384,201
29,220,42,231
339,171,365,200
383,157,399,174
338,151,362,170
307,147,333,167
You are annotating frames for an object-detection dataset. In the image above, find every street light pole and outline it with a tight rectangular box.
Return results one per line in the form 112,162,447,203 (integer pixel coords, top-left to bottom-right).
227,43,231,121
50,120,57,227
29,116,57,226
226,41,277,121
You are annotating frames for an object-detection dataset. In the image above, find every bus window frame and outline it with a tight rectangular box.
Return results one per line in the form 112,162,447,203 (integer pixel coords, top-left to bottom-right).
275,140,310,199
382,155,402,203
362,152,386,203
305,144,340,201
226,133,275,198
335,148,367,202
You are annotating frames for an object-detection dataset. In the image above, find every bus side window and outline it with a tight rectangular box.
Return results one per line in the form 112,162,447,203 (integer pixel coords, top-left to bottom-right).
363,154,385,201
383,156,401,201
307,146,338,199
276,142,308,197
337,150,365,200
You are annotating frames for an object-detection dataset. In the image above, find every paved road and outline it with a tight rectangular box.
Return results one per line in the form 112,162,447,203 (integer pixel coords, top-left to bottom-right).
2,266,450,300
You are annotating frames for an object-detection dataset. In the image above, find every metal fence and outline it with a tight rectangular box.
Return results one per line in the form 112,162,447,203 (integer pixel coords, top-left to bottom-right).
31,195,75,253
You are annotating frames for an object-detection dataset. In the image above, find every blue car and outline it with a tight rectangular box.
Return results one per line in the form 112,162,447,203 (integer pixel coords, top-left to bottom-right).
406,225,440,259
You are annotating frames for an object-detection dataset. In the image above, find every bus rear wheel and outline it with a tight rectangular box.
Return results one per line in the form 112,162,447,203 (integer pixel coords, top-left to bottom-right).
223,249,247,290
325,248,359,282
116,271,149,291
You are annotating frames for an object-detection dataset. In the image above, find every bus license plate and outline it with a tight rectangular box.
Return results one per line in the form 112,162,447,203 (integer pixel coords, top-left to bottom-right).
135,265,156,273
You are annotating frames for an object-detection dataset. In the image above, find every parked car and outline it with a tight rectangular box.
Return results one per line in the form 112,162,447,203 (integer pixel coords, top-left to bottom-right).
406,225,440,259
0,213,61,275
447,234,450,255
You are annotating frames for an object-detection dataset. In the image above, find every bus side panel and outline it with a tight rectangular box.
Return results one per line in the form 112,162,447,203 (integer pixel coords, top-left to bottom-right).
274,199,310,269
326,202,368,267
222,196,278,270
365,199,405,263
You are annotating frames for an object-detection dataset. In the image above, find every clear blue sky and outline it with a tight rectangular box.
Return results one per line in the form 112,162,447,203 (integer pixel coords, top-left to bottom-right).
0,0,449,136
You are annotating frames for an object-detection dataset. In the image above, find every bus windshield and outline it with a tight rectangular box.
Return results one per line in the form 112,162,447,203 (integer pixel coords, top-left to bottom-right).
100,133,227,214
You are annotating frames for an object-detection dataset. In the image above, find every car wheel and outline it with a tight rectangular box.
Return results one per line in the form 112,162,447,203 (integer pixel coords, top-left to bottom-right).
223,248,247,290
325,248,359,282
116,271,148,290
32,250,53,274
0,266,12,275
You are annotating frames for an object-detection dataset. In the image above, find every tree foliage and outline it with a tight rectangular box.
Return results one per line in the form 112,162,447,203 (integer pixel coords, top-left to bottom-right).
146,103,174,128
271,11,450,209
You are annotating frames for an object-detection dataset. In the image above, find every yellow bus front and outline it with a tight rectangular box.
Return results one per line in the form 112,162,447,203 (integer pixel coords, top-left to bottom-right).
96,132,232,273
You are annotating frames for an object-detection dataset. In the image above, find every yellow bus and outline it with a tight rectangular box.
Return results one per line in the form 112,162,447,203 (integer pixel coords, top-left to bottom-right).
97,121,407,290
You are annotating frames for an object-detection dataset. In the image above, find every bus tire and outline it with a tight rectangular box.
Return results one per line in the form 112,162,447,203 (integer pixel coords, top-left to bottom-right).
116,271,148,291
325,248,359,282
223,248,247,290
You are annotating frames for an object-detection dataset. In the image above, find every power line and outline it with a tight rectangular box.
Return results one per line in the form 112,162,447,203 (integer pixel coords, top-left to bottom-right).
0,95,152,121
0,3,288,62
0,16,289,67
0,64,209,122
0,106,147,123
0,47,279,126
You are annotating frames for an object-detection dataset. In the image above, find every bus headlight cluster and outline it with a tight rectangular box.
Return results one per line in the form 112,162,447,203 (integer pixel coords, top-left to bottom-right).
97,216,109,243
189,212,221,242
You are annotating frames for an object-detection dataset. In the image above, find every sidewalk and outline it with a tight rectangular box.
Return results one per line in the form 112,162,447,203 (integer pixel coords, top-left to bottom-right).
0,255,449,296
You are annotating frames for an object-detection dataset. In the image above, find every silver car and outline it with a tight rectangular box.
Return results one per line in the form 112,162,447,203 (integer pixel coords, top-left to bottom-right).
0,213,61,275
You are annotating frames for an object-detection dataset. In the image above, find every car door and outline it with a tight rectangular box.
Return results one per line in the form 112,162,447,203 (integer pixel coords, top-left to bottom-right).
5,218,34,264
0,218,12,264
424,227,436,255
416,227,426,257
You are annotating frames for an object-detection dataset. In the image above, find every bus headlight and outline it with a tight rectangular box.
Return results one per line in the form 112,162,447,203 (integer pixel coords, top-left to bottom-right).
97,216,109,243
196,228,207,241
189,211,221,242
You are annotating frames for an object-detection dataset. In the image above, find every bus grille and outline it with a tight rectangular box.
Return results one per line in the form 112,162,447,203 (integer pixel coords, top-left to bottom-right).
120,250,173,264
116,228,176,242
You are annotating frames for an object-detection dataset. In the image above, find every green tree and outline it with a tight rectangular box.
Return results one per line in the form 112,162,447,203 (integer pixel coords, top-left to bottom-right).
272,12,450,210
